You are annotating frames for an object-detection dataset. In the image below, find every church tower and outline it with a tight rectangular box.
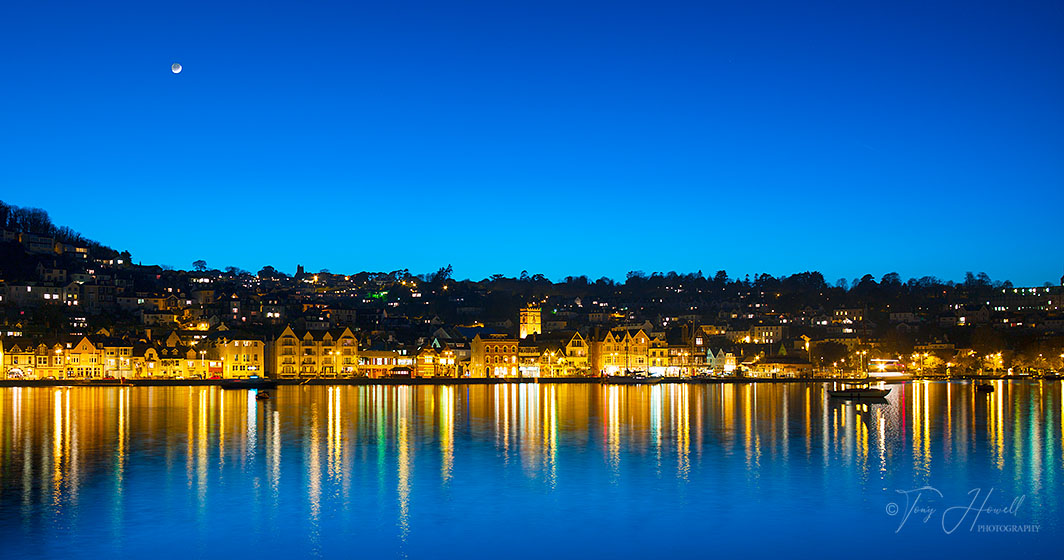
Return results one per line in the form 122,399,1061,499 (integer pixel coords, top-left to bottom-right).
519,305,542,339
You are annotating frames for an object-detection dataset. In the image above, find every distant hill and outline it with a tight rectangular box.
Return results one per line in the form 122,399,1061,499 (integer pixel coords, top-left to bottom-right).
0,199,117,257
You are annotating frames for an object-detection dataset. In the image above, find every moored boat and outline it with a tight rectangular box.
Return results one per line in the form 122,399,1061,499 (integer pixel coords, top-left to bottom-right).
827,383,891,399
976,383,995,393
220,376,278,390
603,372,661,385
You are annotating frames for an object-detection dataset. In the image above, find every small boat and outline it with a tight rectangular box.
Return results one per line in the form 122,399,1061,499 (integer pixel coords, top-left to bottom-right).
255,391,271,401
603,372,661,385
976,383,995,393
827,384,891,399
219,376,279,390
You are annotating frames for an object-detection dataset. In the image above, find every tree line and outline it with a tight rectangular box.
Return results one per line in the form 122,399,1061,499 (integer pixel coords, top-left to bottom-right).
0,199,116,256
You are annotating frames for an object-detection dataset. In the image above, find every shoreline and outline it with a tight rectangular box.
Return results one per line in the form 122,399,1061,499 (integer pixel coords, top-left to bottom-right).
0,375,1054,388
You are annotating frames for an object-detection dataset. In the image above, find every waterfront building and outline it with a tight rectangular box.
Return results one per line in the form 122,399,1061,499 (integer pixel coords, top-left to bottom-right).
590,329,663,375
157,344,199,377
708,349,738,374
65,336,103,377
552,331,590,376
359,349,413,378
414,345,457,377
745,354,813,378
208,332,266,378
95,337,134,379
471,333,519,377
1,340,63,378
518,338,542,377
270,325,358,378
513,331,591,377
131,343,161,377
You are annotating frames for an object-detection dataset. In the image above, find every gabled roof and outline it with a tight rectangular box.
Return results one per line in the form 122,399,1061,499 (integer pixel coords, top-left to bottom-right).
276,325,356,341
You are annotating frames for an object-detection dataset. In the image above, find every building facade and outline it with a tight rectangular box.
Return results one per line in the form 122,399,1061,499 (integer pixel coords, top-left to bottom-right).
471,333,519,377
270,326,358,378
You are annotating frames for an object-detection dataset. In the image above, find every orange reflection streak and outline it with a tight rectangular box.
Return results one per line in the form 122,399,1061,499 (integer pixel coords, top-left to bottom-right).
335,387,343,480
911,383,921,478
676,384,690,481
607,386,620,480
326,388,336,479
186,387,194,489
246,389,258,468
842,401,854,462
651,385,662,476
859,404,869,472
946,383,953,457
877,407,887,475
440,386,454,484
218,388,225,469
52,390,63,506
117,388,128,498
1012,382,1022,478
270,408,281,498
396,386,411,542
721,384,735,449
546,385,557,489
519,384,540,474
197,389,208,510
744,385,753,468
1031,383,1043,496
923,382,931,478
308,398,322,553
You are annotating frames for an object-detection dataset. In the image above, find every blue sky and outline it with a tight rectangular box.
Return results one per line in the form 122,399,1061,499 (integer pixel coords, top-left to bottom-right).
1,1,1062,284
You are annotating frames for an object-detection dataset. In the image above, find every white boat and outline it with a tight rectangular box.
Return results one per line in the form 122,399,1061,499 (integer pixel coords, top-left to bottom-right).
603,370,661,384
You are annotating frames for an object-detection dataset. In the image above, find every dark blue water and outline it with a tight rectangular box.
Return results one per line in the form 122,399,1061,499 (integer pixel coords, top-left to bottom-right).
0,382,1059,558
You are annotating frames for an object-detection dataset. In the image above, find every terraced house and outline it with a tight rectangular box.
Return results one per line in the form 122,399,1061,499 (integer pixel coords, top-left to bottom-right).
516,331,591,377
590,328,666,375
208,332,266,377
1,336,122,378
271,326,358,378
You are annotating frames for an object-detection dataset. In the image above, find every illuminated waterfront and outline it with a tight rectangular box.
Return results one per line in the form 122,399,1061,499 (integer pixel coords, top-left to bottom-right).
0,381,1059,558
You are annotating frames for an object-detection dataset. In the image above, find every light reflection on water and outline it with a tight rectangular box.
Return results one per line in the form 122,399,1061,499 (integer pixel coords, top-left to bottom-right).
0,382,1059,558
